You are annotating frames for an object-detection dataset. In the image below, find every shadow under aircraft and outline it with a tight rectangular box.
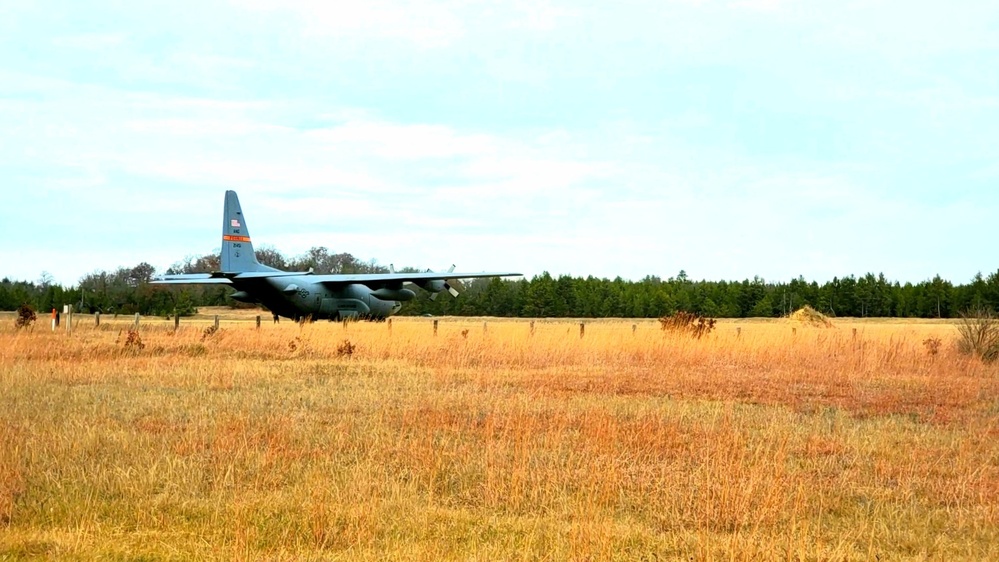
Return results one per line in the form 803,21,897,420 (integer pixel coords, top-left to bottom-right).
154,191,520,321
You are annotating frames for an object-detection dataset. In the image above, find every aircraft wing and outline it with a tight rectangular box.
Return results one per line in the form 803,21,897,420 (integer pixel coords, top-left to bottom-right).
209,271,309,280
313,272,521,286
152,270,311,284
152,274,233,285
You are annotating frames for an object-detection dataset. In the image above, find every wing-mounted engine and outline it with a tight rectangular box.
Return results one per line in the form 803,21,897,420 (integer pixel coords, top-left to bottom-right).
417,265,462,300
369,287,416,301
230,291,259,303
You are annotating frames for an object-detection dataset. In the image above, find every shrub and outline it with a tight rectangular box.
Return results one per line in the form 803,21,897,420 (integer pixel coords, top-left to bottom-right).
659,311,716,339
15,304,37,330
956,307,999,363
123,330,145,352
336,340,356,358
923,337,942,357
201,325,220,342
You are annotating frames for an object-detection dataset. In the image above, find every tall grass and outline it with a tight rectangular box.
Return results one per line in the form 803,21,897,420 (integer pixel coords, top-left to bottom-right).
1,315,997,560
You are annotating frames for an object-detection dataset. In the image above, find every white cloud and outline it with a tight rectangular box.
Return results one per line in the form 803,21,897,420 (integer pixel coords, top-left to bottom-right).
305,121,496,160
51,33,128,49
1,0,997,286
728,0,787,12
125,119,289,136
233,0,467,47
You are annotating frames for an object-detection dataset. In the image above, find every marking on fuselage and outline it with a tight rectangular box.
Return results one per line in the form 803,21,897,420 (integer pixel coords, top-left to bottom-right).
223,235,252,242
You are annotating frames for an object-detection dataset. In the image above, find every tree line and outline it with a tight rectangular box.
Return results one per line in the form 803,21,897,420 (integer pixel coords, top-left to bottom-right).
2,246,997,319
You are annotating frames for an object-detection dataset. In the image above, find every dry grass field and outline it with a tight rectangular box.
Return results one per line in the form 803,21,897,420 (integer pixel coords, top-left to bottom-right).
1,310,998,560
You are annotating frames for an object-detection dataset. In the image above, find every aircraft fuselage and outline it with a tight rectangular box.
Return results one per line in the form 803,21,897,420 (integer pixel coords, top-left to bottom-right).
230,276,405,321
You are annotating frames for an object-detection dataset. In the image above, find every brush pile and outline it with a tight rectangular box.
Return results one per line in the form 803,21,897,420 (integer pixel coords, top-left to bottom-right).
790,305,833,327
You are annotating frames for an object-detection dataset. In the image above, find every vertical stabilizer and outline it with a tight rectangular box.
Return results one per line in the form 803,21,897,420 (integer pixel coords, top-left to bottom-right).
221,190,274,272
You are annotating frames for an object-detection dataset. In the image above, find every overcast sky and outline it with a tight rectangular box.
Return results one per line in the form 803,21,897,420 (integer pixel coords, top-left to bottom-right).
1,0,996,286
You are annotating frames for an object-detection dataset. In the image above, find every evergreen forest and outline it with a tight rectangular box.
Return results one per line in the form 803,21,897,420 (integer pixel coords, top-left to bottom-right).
3,246,997,319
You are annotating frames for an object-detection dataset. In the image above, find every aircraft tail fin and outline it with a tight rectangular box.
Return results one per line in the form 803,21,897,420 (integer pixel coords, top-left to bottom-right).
221,190,276,273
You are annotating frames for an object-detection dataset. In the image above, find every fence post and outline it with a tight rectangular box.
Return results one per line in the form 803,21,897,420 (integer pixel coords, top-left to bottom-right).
530,321,535,336
256,315,261,329
388,318,392,333
66,305,73,334
736,327,741,338
95,312,100,328
483,321,488,334
214,315,220,330
51,308,57,332
579,322,585,339
174,315,180,331
433,319,438,336
632,324,637,335
133,313,140,331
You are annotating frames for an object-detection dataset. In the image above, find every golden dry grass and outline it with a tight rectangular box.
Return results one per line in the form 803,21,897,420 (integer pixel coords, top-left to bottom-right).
1,311,998,560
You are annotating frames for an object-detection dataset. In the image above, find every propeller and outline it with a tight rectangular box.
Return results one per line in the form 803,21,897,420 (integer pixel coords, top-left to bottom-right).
430,264,462,300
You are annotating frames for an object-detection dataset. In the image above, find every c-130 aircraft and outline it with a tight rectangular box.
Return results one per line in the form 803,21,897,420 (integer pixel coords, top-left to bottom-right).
154,191,520,321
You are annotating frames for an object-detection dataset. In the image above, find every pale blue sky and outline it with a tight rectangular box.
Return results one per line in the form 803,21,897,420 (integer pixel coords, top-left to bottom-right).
1,0,996,285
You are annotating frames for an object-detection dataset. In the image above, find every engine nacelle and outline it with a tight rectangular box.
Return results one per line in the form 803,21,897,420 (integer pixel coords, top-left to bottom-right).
419,279,446,294
369,287,416,302
230,291,258,303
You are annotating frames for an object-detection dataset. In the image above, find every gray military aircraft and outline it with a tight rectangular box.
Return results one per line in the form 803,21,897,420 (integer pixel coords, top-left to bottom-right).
153,191,520,320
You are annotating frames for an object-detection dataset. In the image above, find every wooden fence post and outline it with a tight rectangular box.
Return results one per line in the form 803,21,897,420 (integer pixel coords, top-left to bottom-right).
133,313,140,331
214,315,220,330
433,319,438,336
579,322,585,339
632,324,637,335
530,321,535,336
256,315,261,329
483,321,488,334
388,318,392,333
736,327,741,338
95,312,100,328
67,305,73,334
174,315,180,330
